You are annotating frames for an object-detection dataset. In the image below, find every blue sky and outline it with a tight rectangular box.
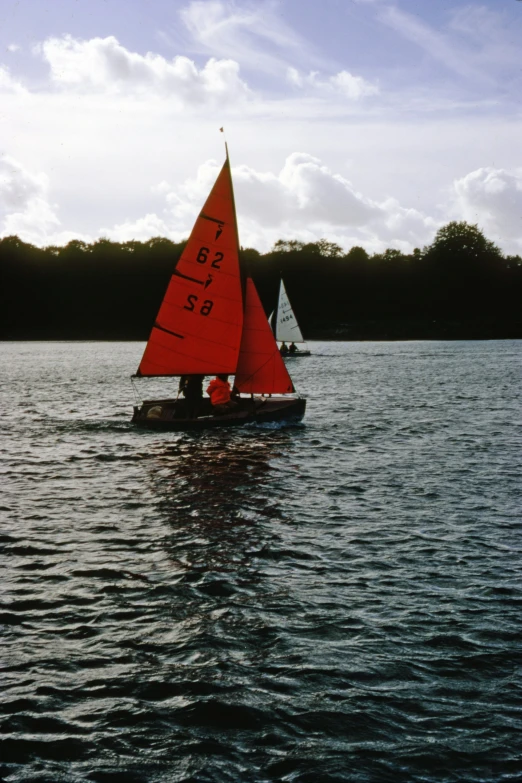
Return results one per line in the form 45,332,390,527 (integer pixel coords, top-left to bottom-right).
1,0,521,254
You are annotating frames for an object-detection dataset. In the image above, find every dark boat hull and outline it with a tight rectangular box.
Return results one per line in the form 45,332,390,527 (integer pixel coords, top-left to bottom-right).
284,350,311,357
131,396,306,431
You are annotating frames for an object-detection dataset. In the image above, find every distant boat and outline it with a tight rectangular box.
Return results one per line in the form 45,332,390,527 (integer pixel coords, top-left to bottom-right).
272,279,311,357
131,147,306,430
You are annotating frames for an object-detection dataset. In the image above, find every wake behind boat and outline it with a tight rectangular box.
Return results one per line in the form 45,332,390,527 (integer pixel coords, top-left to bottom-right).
131,145,306,431
272,279,311,357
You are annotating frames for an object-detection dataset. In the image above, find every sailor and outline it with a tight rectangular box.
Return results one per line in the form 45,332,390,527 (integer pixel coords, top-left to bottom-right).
280,342,289,355
179,375,203,417
206,374,239,415
289,342,297,353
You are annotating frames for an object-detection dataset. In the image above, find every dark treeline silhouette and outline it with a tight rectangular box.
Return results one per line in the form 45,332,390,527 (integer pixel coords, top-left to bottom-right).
1,222,521,340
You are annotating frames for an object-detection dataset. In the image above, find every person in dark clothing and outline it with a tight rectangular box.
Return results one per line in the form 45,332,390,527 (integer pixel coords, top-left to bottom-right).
179,375,204,418
280,342,289,355
289,342,297,353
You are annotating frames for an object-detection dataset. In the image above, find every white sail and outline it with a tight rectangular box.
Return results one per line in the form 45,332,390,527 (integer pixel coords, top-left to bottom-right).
275,280,304,343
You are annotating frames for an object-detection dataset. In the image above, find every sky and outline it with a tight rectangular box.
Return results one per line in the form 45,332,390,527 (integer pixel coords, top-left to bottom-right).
0,0,521,255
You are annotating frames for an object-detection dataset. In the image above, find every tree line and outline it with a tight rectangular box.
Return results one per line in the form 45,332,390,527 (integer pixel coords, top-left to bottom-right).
1,221,521,340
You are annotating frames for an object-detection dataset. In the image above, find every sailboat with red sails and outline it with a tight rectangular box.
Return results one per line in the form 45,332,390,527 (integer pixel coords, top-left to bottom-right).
131,146,306,430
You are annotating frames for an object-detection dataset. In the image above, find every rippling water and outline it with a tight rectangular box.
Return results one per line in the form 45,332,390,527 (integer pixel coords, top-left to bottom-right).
1,340,521,783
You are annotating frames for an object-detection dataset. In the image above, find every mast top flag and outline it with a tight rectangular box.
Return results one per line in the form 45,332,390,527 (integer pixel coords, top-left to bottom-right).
220,127,229,160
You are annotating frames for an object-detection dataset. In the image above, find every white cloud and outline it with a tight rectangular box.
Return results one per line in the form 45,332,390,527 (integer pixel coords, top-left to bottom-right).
4,147,519,257
287,67,378,99
448,5,519,69
99,161,230,244
7,44,21,53
181,0,311,76
286,67,301,87
378,198,438,250
449,5,504,43
331,71,379,99
0,12,518,258
276,153,379,225
37,34,250,104
101,213,173,243
151,181,172,196
0,155,47,210
165,153,380,230
0,64,27,94
379,5,494,84
2,197,60,240
140,152,435,253
453,167,522,251
0,155,66,245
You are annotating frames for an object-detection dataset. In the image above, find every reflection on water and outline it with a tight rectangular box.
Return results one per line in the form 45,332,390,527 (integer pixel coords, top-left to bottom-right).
143,431,292,575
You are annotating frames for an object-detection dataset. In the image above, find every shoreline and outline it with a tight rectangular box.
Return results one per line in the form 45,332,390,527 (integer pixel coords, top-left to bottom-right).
3,319,521,342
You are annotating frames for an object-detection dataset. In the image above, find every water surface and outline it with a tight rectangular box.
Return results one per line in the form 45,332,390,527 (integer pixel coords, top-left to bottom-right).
1,340,521,782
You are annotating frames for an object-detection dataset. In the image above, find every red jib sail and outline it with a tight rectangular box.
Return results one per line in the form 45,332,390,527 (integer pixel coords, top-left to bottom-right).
137,159,243,376
234,277,295,394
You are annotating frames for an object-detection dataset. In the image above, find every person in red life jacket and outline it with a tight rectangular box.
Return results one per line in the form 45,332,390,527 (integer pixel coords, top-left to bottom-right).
206,374,239,416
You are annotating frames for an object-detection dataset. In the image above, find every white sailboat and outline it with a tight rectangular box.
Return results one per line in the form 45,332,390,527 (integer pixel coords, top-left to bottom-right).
272,279,311,357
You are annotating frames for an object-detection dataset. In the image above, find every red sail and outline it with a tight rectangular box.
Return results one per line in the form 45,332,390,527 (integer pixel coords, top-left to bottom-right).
137,159,243,376
234,277,295,394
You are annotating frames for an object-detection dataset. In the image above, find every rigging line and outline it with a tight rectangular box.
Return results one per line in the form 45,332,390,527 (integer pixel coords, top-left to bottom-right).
275,277,280,335
130,375,142,404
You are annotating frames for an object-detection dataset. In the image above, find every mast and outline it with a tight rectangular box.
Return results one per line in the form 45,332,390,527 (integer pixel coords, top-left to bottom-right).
224,140,243,282
224,135,295,394
274,277,281,341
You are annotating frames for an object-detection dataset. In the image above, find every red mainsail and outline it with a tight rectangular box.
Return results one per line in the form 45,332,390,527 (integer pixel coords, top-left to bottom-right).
137,159,243,376
234,277,295,394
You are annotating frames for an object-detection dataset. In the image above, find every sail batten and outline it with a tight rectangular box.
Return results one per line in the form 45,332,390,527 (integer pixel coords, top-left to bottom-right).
154,323,184,339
